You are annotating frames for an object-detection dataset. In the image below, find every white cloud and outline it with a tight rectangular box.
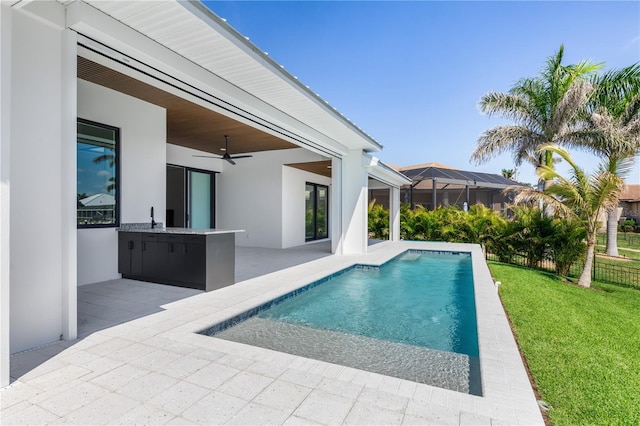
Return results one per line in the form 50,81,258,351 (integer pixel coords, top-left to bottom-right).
96,170,111,177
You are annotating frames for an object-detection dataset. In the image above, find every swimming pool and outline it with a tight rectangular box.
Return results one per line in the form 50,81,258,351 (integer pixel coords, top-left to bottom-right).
202,250,481,395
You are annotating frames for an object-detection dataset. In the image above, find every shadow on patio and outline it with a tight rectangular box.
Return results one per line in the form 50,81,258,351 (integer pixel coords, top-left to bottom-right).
9,241,333,383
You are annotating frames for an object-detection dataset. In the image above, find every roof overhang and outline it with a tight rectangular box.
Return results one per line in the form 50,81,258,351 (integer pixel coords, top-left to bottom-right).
62,0,383,158
363,154,412,188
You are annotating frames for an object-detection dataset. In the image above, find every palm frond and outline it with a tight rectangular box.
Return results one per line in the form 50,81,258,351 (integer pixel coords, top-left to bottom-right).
470,126,542,165
512,186,574,217
478,91,536,125
549,80,594,136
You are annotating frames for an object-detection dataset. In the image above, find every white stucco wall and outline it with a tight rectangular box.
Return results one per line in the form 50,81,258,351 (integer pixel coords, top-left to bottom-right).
1,3,13,383
166,143,224,173
77,79,166,285
218,148,328,249
282,166,331,249
9,11,64,353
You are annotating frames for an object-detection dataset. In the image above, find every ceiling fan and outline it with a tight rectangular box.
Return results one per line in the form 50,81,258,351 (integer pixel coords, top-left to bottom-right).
193,135,253,165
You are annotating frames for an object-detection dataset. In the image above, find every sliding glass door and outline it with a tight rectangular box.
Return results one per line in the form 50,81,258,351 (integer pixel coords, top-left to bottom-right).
166,165,215,228
188,170,213,228
305,183,329,241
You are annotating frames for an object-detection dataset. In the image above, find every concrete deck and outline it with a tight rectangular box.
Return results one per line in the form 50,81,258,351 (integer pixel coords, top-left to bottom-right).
1,241,543,425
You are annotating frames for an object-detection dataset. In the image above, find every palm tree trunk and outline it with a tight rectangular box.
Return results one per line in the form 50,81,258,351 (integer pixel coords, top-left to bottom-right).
605,209,619,257
578,237,595,288
543,150,555,191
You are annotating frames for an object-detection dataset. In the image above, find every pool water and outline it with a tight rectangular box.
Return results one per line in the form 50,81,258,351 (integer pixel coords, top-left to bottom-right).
203,250,482,395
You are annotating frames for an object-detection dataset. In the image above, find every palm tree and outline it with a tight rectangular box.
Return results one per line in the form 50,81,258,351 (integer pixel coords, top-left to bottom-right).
471,46,602,190
501,168,515,179
512,145,625,288
92,151,116,193
568,64,640,256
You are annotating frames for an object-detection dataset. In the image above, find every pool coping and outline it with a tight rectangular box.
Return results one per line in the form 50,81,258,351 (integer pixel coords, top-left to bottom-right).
173,241,543,424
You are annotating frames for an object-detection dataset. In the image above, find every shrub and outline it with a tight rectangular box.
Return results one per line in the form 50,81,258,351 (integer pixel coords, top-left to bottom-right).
371,203,588,277
548,217,587,276
509,206,554,268
368,200,389,240
621,219,636,233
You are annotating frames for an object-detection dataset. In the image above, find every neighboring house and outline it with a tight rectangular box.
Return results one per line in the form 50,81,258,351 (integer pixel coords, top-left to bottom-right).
595,183,640,231
619,184,640,223
0,0,410,386
369,162,519,212
78,193,116,225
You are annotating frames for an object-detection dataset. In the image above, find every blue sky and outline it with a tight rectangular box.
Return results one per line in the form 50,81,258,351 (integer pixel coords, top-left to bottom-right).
203,1,640,185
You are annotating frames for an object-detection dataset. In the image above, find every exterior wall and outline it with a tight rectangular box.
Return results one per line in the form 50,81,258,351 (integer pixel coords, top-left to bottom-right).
217,148,327,249
9,10,65,353
166,144,223,173
1,3,12,385
282,166,331,249
77,80,166,285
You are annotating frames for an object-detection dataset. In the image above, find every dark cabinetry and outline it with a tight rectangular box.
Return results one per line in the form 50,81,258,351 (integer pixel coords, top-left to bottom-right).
117,231,233,292
118,233,142,276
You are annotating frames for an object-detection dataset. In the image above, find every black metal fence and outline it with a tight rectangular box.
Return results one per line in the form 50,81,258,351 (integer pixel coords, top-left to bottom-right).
485,251,640,289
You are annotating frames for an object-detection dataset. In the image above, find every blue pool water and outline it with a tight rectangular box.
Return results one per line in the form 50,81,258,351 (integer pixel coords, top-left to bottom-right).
203,250,482,394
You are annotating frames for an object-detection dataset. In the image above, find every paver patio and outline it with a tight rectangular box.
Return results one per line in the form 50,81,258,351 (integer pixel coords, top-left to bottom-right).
1,241,544,425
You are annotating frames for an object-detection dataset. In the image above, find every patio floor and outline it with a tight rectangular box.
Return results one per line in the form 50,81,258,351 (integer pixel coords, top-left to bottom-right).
1,241,543,425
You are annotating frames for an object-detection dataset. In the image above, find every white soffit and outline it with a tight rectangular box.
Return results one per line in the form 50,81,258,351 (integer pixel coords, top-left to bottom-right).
76,0,383,153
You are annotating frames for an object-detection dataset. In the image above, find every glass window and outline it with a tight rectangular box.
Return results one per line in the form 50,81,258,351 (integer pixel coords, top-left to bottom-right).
77,119,119,227
305,182,329,241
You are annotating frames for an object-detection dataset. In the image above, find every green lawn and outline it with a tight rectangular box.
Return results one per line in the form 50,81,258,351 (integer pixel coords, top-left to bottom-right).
595,245,640,261
597,232,640,250
490,262,640,425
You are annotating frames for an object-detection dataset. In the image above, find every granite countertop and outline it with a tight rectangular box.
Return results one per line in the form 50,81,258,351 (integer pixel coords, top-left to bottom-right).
116,225,244,235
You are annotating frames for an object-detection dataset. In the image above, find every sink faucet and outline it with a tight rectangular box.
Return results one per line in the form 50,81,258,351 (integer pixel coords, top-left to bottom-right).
151,206,157,229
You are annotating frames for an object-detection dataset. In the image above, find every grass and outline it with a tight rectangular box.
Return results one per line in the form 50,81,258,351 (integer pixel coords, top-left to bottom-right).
597,232,640,250
602,248,640,260
596,232,640,260
490,262,640,425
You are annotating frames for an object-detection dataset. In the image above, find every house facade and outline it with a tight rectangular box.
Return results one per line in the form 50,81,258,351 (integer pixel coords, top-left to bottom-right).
619,184,640,223
0,0,409,386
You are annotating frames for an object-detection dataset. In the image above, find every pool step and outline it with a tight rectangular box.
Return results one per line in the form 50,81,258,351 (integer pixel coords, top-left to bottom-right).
214,317,481,395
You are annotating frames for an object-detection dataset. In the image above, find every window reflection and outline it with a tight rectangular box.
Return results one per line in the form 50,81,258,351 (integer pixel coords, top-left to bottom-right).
77,120,119,227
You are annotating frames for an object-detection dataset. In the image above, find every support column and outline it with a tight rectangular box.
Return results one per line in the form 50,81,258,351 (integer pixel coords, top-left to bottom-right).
409,183,413,209
0,3,12,388
389,186,400,242
340,151,369,254
330,156,342,254
431,178,437,210
61,29,77,342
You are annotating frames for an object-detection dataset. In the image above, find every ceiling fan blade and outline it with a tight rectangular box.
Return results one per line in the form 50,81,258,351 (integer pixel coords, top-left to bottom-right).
193,155,222,159
229,155,253,159
225,157,236,165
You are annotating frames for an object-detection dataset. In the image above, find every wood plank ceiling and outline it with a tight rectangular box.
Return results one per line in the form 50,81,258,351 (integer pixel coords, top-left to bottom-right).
285,161,332,178
77,56,297,155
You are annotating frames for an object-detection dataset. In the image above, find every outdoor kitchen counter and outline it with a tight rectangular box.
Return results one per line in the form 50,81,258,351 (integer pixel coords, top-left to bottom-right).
117,228,244,291
116,227,245,235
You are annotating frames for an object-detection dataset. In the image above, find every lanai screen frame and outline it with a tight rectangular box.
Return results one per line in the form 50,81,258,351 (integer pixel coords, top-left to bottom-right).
401,166,521,210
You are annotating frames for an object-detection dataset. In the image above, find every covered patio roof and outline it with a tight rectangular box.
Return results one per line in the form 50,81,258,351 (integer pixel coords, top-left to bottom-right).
402,166,519,189
66,0,384,156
